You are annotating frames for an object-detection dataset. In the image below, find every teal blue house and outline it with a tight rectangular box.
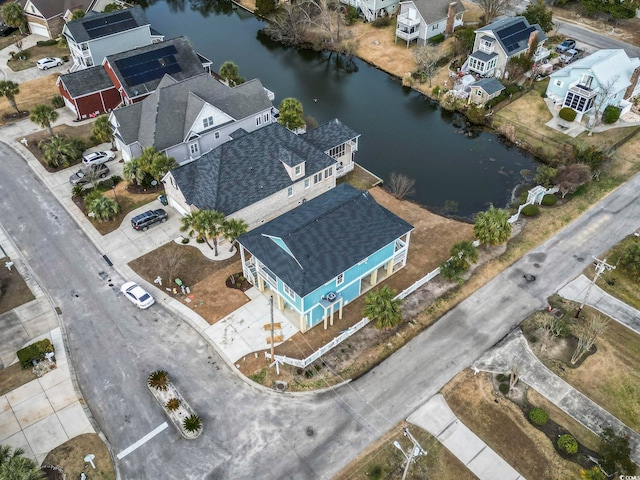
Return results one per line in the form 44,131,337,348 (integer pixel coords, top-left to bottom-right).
237,184,413,332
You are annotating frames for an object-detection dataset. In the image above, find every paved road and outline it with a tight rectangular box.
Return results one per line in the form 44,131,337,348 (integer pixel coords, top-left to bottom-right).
553,18,640,58
1,130,640,479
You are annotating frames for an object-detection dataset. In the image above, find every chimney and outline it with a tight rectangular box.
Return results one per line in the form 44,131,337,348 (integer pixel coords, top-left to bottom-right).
624,65,640,100
527,30,539,55
445,2,457,36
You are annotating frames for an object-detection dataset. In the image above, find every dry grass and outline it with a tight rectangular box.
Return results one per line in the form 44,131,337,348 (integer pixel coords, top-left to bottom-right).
336,421,478,480
0,256,35,314
442,370,584,480
42,433,115,479
0,74,60,125
0,363,36,396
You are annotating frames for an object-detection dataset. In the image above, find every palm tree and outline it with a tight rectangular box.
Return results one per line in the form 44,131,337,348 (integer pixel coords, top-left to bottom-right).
363,286,403,330
473,205,512,247
223,218,248,252
278,97,305,131
91,115,115,149
147,370,169,391
70,9,85,20
87,195,119,222
38,135,79,168
123,158,145,186
1,3,27,34
0,445,44,480
218,61,244,87
0,80,21,114
180,210,226,256
451,240,479,267
30,104,58,136
183,414,202,433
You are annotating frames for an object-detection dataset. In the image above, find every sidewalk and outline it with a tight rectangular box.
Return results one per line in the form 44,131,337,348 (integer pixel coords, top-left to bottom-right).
558,275,640,334
472,330,640,465
408,394,525,480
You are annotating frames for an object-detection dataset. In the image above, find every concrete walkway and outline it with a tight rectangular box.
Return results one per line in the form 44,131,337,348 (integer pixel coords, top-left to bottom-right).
559,274,640,334
408,394,525,480
472,330,640,465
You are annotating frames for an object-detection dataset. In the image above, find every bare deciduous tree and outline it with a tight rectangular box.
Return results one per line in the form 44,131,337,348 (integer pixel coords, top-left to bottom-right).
476,0,512,23
508,363,521,394
388,172,416,199
571,314,609,365
161,248,184,285
588,75,620,134
555,163,592,198
414,45,446,87
534,311,566,351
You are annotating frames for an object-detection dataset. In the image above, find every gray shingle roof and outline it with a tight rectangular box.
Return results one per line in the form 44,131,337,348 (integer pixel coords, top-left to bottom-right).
58,66,115,97
105,36,205,100
238,183,414,297
65,5,149,43
170,122,337,215
472,77,505,95
470,51,498,62
302,118,360,152
476,16,546,57
113,73,272,151
26,0,92,19
410,0,464,25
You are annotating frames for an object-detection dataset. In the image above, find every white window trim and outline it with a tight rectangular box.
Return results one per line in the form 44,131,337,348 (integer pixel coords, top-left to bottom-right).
283,283,296,300
287,186,293,197
336,273,344,286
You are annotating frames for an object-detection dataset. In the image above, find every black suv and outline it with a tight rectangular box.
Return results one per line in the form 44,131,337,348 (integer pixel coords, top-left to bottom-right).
131,209,168,231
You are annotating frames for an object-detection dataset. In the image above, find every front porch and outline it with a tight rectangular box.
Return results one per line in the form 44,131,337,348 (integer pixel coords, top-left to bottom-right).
395,9,421,47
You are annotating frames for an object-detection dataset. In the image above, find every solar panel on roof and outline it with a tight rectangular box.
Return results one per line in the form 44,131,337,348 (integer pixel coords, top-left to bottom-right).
496,21,526,41
114,45,182,88
83,11,137,40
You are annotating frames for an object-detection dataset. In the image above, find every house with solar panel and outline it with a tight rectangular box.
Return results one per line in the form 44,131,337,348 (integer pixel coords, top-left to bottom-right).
236,183,413,332
110,71,279,164
463,16,549,79
162,119,360,223
57,36,212,120
62,6,163,71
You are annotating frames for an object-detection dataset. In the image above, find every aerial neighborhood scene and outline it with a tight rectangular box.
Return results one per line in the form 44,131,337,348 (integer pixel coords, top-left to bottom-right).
1,0,640,477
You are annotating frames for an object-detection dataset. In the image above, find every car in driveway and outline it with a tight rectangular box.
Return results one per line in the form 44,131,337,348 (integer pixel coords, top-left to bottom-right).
36,57,63,70
120,282,155,309
131,209,168,231
82,150,115,167
69,163,110,186
556,39,576,53
0,23,16,37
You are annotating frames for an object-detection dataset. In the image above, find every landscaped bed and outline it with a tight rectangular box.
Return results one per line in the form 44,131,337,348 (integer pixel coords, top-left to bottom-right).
42,433,115,480
0,256,35,314
23,122,95,172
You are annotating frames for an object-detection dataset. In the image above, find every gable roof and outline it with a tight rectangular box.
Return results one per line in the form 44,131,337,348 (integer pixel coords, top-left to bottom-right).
238,183,413,297
105,36,204,100
114,72,272,151
58,66,115,97
550,49,640,94
477,16,546,57
302,118,360,152
472,77,505,95
25,0,93,19
169,122,337,215
65,5,149,43
407,0,464,24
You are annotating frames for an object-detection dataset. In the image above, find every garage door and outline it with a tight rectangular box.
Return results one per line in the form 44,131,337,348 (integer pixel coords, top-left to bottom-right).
168,196,188,216
28,23,49,38
63,96,77,116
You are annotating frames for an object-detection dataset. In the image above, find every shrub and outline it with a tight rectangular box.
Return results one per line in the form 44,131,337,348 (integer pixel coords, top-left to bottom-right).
602,105,621,124
71,184,86,198
499,383,509,394
17,339,54,368
432,85,441,96
528,407,549,426
559,107,577,122
183,414,202,432
557,434,578,455
496,373,507,382
466,105,486,125
428,33,445,44
181,237,190,244
369,465,383,480
36,39,58,46
504,84,521,96
51,95,65,108
165,398,181,411
371,16,391,28
344,5,359,25
521,204,540,217
255,0,277,15
541,194,557,206
147,370,169,391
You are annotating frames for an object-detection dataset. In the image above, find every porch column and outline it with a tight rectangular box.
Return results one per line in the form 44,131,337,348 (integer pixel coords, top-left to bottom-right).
239,245,246,266
370,269,378,285
257,275,265,292
339,298,343,320
277,294,284,311
330,303,335,326
323,306,328,330
300,314,307,333
386,259,393,276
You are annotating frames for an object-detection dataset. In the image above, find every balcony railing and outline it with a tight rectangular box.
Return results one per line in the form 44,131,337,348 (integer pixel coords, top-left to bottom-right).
397,11,421,28
395,28,419,42
568,83,597,98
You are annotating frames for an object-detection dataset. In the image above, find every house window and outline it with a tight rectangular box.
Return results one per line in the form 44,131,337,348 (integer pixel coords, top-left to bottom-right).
203,116,214,128
579,74,593,89
283,283,296,299
336,273,344,286
287,186,293,197
313,172,322,184
189,142,199,155
324,167,333,179
476,90,482,97
214,132,220,139
563,91,594,113
554,80,563,88
432,24,439,31
295,165,301,176
256,115,262,126
328,143,346,159
304,178,310,189
263,113,270,123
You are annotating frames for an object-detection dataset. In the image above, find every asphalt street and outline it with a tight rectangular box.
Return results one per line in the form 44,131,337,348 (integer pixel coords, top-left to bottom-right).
554,18,640,58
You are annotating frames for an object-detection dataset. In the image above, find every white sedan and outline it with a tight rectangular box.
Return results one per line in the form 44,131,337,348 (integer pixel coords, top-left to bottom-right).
36,57,63,70
82,150,115,167
120,282,155,309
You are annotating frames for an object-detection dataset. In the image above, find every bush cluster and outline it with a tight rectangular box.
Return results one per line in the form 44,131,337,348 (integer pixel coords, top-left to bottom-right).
36,39,58,47
541,194,557,206
51,95,65,108
602,105,621,124
428,33,445,44
557,434,578,455
559,107,577,122
528,407,549,426
371,16,391,28
17,339,54,368
521,204,540,217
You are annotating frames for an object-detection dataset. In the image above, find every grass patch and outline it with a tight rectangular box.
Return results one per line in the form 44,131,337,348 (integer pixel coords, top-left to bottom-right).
0,74,59,126
0,256,35,314
7,42,69,72
337,163,382,190
0,363,36,397
335,421,477,480
42,433,115,479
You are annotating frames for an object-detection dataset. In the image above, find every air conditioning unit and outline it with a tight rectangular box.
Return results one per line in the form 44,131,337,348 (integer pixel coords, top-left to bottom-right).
326,291,337,302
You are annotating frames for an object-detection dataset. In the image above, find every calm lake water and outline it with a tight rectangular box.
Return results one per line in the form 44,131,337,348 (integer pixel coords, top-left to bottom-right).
142,0,537,218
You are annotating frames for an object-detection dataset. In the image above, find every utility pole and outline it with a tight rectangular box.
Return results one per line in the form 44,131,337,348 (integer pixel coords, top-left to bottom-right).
393,427,426,480
577,257,615,317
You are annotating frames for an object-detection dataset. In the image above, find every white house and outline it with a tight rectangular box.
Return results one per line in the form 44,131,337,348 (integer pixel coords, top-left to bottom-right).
22,0,95,39
395,0,464,47
339,0,399,22
546,49,640,123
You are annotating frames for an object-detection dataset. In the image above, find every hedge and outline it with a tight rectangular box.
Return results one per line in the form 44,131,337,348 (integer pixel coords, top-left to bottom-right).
559,107,577,122
528,407,549,426
602,105,621,124
541,194,557,206
428,33,445,44
521,204,540,217
17,339,54,368
36,39,58,47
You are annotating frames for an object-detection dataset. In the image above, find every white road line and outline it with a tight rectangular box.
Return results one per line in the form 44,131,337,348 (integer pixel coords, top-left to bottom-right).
117,422,168,460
